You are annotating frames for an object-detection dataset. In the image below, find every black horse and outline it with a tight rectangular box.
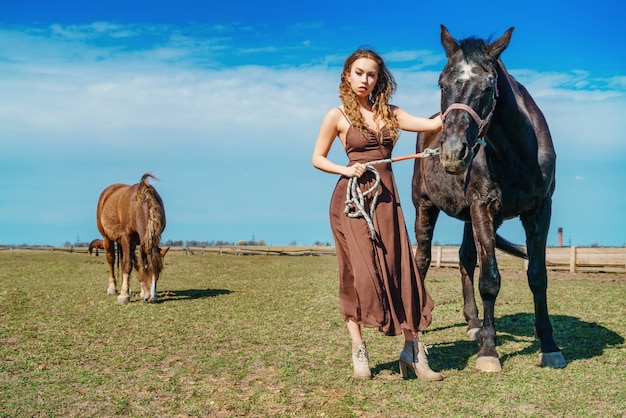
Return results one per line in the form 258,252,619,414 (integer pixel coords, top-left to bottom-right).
412,25,566,371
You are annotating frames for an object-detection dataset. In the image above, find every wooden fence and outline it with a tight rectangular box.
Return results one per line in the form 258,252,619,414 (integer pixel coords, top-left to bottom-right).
175,246,337,257
428,245,626,273
2,245,625,273
545,246,626,273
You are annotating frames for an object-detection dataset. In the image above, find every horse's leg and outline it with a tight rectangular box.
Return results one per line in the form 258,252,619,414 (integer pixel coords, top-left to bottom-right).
459,223,480,340
117,240,133,304
520,201,566,368
139,256,147,301
413,198,439,277
104,238,117,295
470,204,502,372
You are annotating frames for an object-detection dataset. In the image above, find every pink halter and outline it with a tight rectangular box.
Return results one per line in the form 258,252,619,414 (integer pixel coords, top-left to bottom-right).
441,83,498,139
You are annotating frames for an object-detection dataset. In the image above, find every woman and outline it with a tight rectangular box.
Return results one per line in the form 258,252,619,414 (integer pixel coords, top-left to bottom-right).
312,48,443,380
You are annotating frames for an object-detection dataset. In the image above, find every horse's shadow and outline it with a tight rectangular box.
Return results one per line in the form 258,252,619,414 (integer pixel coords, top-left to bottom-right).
372,313,624,376
154,288,232,302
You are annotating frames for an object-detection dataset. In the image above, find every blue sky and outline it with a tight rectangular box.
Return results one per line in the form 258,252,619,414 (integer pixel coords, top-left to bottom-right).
0,0,624,247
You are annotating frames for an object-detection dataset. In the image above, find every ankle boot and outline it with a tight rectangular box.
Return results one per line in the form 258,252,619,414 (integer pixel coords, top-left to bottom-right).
399,340,443,381
352,342,372,379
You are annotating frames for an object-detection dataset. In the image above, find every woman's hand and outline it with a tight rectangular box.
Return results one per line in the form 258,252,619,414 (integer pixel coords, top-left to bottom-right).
345,163,367,178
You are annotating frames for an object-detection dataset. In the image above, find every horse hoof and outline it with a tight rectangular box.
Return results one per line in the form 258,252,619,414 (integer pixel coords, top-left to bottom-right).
539,352,567,368
476,356,502,372
144,297,157,303
116,295,130,305
107,286,117,295
467,328,481,340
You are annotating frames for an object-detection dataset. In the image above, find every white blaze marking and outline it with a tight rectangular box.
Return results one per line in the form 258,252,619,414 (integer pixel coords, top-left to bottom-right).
457,62,474,80
151,275,156,299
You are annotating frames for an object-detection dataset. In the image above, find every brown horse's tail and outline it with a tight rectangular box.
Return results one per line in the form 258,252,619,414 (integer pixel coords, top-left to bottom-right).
138,174,166,272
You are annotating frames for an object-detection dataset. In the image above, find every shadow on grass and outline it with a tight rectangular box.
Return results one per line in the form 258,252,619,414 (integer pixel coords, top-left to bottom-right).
157,288,232,302
372,313,624,376
497,313,624,365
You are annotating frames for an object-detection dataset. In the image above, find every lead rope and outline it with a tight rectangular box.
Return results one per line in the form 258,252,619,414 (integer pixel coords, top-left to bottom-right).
344,148,439,240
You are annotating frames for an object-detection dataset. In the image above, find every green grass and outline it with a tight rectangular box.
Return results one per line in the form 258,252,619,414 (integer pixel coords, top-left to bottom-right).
0,249,624,417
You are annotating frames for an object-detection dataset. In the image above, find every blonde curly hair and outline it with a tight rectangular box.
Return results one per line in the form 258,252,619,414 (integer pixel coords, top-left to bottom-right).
339,48,400,143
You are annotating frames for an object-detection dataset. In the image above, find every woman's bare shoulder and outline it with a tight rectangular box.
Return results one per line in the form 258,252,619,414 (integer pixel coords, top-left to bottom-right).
322,106,348,127
325,106,344,118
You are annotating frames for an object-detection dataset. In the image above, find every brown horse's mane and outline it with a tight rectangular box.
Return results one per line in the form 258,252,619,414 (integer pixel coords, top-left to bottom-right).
137,174,165,274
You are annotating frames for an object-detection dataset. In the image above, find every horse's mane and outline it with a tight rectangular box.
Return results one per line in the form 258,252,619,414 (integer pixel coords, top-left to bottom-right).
458,37,492,68
137,173,165,273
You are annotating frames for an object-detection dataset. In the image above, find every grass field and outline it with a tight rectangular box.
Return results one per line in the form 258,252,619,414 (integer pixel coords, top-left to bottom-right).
1,249,624,417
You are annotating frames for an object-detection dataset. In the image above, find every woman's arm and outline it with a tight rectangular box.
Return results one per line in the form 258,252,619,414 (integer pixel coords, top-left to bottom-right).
394,107,443,133
312,109,365,178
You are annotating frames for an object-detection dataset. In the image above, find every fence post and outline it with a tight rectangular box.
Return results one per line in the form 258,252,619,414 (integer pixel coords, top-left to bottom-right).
569,246,577,273
435,246,442,268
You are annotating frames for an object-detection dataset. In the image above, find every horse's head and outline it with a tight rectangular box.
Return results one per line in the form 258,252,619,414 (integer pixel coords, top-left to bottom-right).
136,246,169,303
438,25,513,174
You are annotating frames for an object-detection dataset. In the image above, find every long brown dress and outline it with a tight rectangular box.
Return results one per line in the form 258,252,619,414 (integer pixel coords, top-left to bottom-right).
329,118,435,336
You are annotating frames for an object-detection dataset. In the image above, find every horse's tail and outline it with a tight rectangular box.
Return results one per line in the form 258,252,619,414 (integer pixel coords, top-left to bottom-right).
138,174,166,272
141,173,157,187
116,241,121,273
495,234,528,259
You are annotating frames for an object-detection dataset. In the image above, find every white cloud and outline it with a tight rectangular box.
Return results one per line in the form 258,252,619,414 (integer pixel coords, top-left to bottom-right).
49,22,137,39
2,24,624,158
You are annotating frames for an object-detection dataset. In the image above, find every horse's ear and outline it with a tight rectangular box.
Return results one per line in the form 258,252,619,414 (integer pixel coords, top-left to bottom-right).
489,27,514,60
160,246,170,257
440,24,458,58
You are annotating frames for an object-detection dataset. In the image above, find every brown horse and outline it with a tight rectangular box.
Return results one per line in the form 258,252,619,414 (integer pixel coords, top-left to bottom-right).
88,239,105,256
96,173,167,304
412,26,566,371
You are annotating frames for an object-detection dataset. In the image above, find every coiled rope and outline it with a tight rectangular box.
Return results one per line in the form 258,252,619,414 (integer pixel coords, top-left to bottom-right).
344,148,439,240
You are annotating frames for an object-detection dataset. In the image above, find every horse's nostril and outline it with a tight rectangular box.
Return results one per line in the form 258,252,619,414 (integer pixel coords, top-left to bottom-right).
459,144,467,158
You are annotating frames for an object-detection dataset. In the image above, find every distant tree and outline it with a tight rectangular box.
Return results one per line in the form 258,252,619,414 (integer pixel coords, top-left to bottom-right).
215,240,234,246
314,241,332,247
164,239,183,247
